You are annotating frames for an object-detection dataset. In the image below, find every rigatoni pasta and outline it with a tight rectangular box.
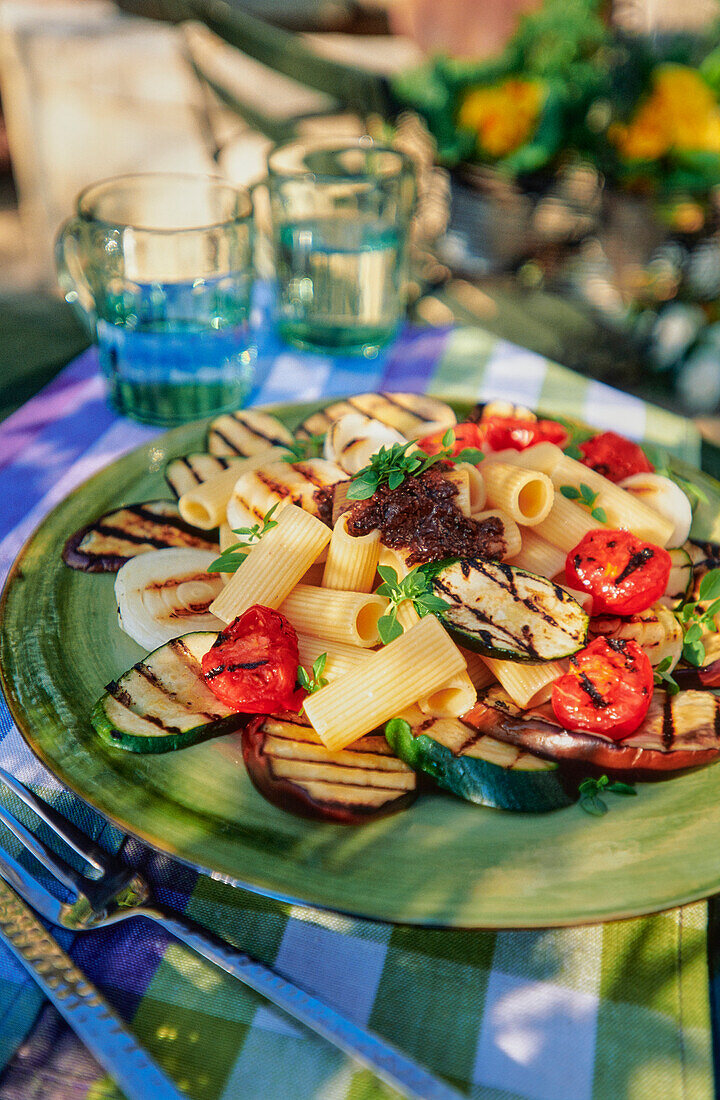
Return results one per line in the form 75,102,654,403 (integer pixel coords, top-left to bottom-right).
280,585,388,647
510,528,566,579
322,514,380,592
295,633,373,681
481,655,568,709
482,463,554,526
533,494,609,553
304,616,467,751
470,510,522,560
210,504,330,623
178,448,287,529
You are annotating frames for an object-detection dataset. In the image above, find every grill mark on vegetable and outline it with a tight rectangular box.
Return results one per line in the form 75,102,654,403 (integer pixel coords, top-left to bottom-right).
205,659,268,678
177,457,202,486
613,547,654,586
209,427,246,454
433,577,542,657
105,682,185,734
170,638,202,674
577,669,609,709
662,695,675,749
90,523,174,550
441,562,570,638
225,419,291,447
271,762,403,792
128,504,211,540
372,392,424,421
146,572,213,591
131,662,217,721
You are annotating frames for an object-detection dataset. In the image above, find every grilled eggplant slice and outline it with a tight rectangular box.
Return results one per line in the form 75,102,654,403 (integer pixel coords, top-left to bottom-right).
430,558,588,661
463,685,720,778
165,453,242,499
63,500,218,573
207,409,293,457
386,708,577,812
92,632,248,752
243,712,417,824
297,393,456,441
226,458,347,530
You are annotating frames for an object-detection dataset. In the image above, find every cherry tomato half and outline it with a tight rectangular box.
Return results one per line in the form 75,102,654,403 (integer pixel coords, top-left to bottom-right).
579,431,653,483
565,529,671,616
202,605,304,714
418,422,484,457
551,637,653,740
479,415,568,453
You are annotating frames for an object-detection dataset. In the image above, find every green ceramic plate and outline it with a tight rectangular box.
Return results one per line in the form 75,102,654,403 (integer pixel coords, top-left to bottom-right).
3,400,720,929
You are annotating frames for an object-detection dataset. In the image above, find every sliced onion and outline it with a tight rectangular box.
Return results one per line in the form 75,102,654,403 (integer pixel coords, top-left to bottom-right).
115,548,225,652
323,413,407,474
619,472,693,548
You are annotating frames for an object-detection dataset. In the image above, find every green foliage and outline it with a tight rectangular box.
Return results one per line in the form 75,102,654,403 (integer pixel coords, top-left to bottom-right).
559,482,607,523
346,430,483,501
674,568,720,666
207,502,280,573
653,655,680,695
579,774,636,815
282,434,325,463
298,653,328,695
376,565,451,645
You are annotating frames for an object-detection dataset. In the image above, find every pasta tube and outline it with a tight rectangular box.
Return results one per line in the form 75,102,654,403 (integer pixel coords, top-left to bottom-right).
178,448,287,529
296,633,373,681
510,528,566,578
280,585,387,647
378,545,412,581
548,454,674,546
304,616,467,751
481,463,554,526
481,656,567,709
534,494,609,553
210,505,330,623
322,514,380,592
393,602,477,717
456,462,486,513
459,647,496,691
482,442,564,475
471,510,522,559
443,468,471,516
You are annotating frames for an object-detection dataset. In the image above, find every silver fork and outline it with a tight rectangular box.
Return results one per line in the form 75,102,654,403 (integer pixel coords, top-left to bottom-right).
0,765,463,1100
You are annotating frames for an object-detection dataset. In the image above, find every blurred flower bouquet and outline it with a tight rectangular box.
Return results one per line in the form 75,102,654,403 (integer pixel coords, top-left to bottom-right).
391,0,720,412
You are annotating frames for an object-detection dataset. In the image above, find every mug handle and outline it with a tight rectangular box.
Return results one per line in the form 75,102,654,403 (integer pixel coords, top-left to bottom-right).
55,217,96,333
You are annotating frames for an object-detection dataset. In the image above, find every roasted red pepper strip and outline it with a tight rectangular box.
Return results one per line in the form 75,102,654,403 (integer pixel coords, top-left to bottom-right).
551,637,653,740
479,415,568,452
579,431,653,483
565,529,671,616
417,422,484,457
202,605,304,713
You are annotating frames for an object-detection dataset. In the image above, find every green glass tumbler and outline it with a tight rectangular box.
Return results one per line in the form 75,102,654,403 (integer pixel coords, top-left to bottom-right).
267,139,416,356
55,173,254,426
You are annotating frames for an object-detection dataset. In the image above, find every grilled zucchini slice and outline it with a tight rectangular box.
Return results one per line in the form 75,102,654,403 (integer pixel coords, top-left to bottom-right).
430,558,588,661
385,709,576,813
63,500,218,573
91,632,247,752
243,712,417,823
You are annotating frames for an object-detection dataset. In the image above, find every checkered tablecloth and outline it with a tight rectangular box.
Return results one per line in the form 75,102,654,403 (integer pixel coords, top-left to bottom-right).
0,312,713,1100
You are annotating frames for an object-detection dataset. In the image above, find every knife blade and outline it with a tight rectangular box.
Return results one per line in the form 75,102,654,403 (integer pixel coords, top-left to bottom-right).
0,876,183,1100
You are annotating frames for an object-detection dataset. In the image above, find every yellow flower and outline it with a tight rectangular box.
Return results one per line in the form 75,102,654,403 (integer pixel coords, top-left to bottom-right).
458,79,544,158
610,65,720,161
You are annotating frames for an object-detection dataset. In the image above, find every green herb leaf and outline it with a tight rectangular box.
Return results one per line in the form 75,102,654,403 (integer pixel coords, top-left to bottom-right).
560,485,580,500
700,569,720,602
377,615,404,645
207,502,281,573
580,794,608,816
453,447,485,465
654,655,680,695
282,434,325,463
564,443,583,460
605,781,637,796
579,483,597,506
298,652,329,696
591,507,607,523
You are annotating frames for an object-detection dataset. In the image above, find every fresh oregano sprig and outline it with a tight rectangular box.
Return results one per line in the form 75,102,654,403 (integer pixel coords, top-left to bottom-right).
653,655,680,695
282,434,325,463
674,567,720,666
207,502,280,573
560,482,608,523
346,429,484,502
298,653,328,695
375,565,451,644
578,774,637,816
